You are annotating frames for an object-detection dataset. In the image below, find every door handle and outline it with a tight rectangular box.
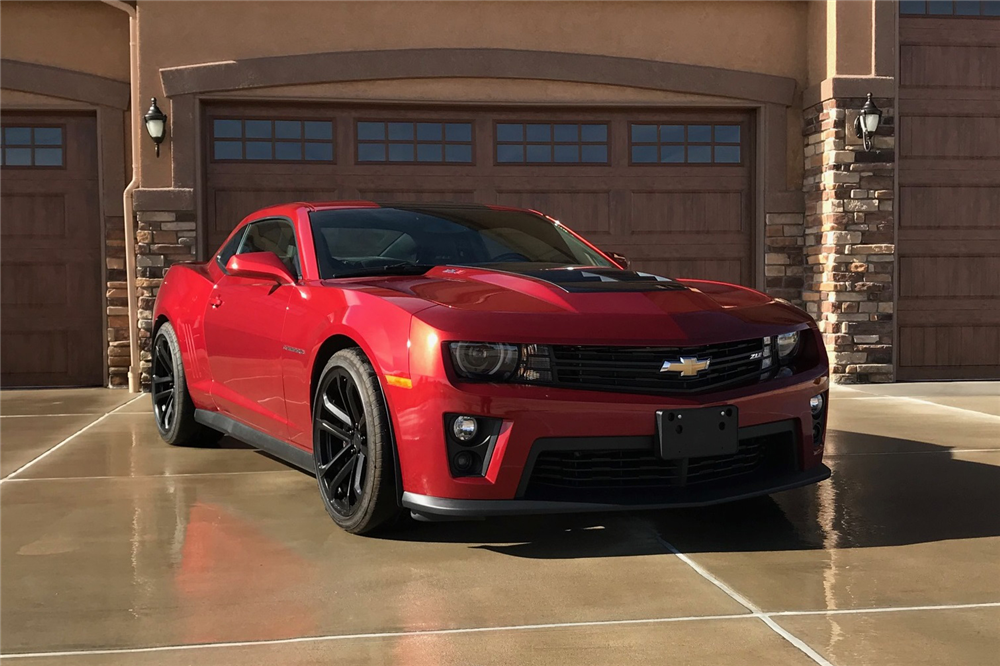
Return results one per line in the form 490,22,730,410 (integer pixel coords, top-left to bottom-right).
210,294,223,308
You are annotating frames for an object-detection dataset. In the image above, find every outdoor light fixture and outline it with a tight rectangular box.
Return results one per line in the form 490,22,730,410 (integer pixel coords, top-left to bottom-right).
853,92,882,151
143,97,167,157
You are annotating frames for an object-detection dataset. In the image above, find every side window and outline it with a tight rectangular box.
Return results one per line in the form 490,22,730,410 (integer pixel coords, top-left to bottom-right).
216,227,247,269
237,219,300,278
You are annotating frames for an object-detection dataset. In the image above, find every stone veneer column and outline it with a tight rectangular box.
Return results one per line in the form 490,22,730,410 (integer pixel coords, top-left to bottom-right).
134,210,198,388
105,218,131,387
802,96,896,383
764,213,806,307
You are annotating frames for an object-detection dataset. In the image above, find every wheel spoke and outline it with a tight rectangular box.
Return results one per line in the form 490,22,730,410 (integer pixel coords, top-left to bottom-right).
317,444,352,479
352,450,366,497
329,453,356,490
318,418,351,442
153,388,172,403
164,395,175,427
156,343,171,368
336,376,354,421
152,374,172,386
322,393,352,426
347,385,365,426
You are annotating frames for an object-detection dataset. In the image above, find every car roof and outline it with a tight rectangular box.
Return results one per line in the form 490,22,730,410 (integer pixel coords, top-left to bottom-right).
247,200,540,219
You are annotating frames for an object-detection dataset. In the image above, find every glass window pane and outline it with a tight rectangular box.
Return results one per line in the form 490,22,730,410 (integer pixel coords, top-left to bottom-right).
660,145,685,163
553,144,579,162
632,145,657,163
4,148,32,165
526,144,551,162
34,128,62,145
214,140,242,160
899,0,926,12
417,143,444,162
631,124,657,143
714,145,741,163
245,120,272,139
445,123,472,142
275,142,303,160
660,125,685,143
954,0,980,13
358,143,386,162
927,0,953,13
357,122,385,141
304,121,333,140
304,142,334,161
416,123,443,141
553,124,578,142
714,125,741,143
388,143,414,161
581,144,608,163
4,127,32,145
497,144,524,162
983,1,1000,15
34,148,63,166
688,145,712,163
388,122,414,141
245,141,272,160
274,121,301,139
445,144,472,163
526,124,551,142
496,124,523,142
213,119,242,138
688,125,712,143
581,124,608,142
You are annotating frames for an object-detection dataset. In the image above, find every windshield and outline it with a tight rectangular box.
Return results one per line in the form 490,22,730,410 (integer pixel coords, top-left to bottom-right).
308,206,614,279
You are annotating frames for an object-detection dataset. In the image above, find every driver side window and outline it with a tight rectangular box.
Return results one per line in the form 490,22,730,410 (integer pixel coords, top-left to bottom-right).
236,218,301,278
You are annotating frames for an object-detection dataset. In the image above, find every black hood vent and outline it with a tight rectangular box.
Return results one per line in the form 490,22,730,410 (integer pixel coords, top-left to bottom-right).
498,267,688,293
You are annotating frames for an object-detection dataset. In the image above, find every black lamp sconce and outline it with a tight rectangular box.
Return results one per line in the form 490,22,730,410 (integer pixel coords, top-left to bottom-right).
143,97,167,157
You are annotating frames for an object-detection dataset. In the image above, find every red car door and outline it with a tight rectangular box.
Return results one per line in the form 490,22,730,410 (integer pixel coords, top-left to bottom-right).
203,218,299,436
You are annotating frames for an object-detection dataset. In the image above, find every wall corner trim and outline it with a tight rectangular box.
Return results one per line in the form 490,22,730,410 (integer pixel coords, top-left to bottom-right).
133,188,195,212
159,48,798,106
0,59,129,110
803,76,895,108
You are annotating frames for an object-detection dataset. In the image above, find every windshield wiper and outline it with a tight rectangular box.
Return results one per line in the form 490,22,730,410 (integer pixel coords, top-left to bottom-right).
330,262,435,279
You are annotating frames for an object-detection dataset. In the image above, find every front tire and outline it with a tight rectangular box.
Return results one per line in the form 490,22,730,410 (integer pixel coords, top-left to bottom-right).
151,322,222,446
313,348,399,535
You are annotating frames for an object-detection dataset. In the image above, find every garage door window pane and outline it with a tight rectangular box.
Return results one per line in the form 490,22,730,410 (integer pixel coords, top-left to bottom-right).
497,144,524,163
389,143,415,161
660,125,685,143
660,145,685,163
954,1,980,14
274,121,301,139
581,124,607,142
358,143,386,162
526,124,551,142
417,123,443,141
357,122,384,141
388,123,414,141
688,125,712,143
984,1,1000,15
417,144,444,162
497,124,523,142
1,125,66,168
526,145,551,162
715,126,740,143
632,145,657,163
928,0,953,13
446,123,472,142
688,145,712,163
900,0,926,12
275,142,303,161
211,118,334,162
630,121,744,165
714,145,741,163
581,145,608,163
553,144,579,162
631,124,657,143
445,144,473,163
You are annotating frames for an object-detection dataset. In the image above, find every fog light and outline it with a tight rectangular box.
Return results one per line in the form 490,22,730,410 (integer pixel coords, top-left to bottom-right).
451,415,478,442
810,394,824,416
453,450,475,472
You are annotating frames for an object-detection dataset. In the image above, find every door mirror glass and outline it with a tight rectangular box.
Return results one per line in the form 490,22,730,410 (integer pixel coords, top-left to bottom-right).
226,251,295,284
608,251,630,269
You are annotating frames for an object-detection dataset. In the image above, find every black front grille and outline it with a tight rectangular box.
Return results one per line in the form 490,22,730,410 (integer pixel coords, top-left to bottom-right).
548,338,765,395
523,429,796,503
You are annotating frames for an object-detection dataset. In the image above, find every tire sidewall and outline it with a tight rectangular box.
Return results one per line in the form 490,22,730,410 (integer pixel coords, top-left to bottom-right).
153,323,185,442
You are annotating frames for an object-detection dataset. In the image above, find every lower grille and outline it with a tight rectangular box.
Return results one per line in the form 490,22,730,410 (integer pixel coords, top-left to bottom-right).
523,428,796,503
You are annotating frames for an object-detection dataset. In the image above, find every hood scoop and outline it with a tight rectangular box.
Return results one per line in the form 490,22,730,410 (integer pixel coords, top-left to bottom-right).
501,267,688,293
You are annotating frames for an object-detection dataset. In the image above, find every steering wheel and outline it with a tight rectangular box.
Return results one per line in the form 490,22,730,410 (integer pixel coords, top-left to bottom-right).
490,252,531,263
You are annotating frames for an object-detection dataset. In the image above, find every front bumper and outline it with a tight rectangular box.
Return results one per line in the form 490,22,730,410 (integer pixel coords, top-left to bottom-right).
403,464,831,519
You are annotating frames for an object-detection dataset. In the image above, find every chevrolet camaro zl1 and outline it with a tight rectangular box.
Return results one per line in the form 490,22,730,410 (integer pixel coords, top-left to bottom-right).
151,202,830,534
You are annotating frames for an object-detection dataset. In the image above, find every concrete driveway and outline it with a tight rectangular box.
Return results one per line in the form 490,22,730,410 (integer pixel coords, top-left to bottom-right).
1,382,998,665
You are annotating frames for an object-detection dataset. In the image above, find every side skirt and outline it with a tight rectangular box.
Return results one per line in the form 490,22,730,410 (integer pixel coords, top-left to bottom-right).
194,409,316,474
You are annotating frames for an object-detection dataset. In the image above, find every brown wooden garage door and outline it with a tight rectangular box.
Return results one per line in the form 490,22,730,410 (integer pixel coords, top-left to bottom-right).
898,7,1000,380
204,104,754,285
1,113,104,387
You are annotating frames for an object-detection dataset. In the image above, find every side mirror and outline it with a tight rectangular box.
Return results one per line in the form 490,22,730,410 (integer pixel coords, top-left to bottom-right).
226,252,295,284
608,251,631,270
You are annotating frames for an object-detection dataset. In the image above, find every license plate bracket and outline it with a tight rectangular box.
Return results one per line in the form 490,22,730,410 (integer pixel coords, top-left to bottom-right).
656,405,739,459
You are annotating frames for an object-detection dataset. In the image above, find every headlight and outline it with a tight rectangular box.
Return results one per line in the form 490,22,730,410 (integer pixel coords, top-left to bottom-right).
448,343,552,382
776,331,800,361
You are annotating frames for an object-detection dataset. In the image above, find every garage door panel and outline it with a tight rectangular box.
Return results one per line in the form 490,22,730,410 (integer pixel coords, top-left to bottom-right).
357,190,479,204
629,191,744,234
0,331,70,377
0,193,67,238
899,256,1000,298
494,190,611,234
900,116,1000,159
899,325,1000,370
900,186,1000,228
900,43,1000,89
0,262,70,307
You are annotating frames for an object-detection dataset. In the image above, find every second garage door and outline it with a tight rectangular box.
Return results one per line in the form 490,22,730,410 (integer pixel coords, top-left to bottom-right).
204,104,754,285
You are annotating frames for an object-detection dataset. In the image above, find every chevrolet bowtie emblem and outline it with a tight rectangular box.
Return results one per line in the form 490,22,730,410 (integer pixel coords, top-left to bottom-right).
660,356,711,377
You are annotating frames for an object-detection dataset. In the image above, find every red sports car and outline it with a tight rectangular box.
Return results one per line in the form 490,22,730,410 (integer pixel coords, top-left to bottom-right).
152,202,830,534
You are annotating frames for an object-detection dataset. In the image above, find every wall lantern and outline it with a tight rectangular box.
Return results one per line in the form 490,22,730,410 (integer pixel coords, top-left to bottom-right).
853,92,882,151
143,97,168,157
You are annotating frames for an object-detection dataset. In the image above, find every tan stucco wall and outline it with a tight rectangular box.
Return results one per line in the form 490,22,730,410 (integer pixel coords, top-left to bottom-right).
0,90,95,108
806,0,877,86
137,0,810,186
0,1,129,81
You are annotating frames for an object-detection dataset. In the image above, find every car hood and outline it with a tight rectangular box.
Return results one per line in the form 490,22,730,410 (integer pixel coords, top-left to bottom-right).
330,265,811,344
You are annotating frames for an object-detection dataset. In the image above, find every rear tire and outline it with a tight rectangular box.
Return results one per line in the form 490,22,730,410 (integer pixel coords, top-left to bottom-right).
313,348,399,535
152,322,223,446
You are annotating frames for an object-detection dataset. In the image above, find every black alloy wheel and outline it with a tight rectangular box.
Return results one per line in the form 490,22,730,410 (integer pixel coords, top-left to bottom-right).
151,322,222,446
313,349,398,534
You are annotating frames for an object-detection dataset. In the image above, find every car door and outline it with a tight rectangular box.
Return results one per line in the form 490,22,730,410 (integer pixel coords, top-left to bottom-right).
203,217,300,436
